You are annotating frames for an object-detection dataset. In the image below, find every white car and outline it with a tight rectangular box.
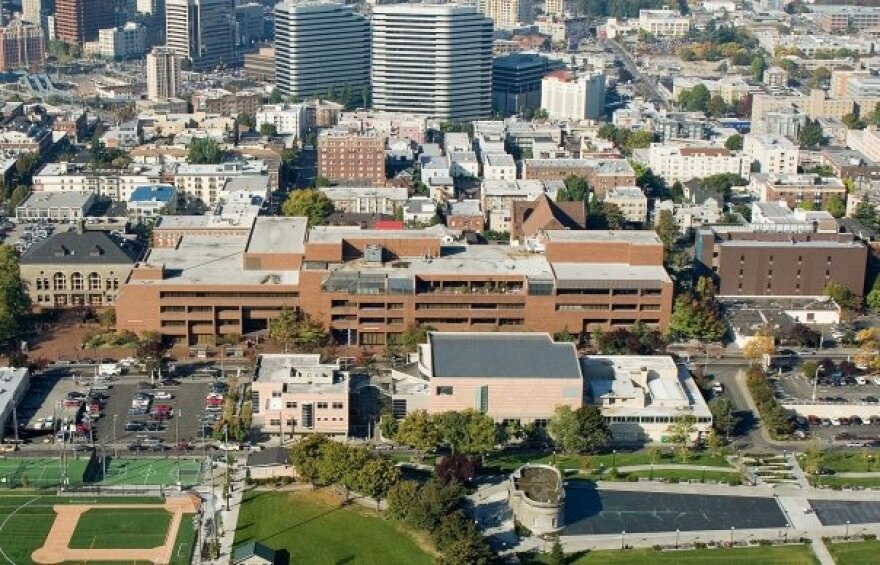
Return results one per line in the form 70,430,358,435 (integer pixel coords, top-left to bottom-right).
712,382,724,393
153,391,174,400
873,377,880,386
98,363,122,376
831,417,842,426
119,357,137,367
856,376,868,385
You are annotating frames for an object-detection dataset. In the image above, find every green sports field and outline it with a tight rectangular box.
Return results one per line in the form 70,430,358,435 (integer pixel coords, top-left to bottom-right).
90,457,203,487
0,457,89,489
0,494,175,563
70,507,173,549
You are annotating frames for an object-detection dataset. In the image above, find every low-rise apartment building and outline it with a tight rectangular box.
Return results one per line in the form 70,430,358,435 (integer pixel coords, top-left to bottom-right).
481,179,547,232
847,126,880,163
742,134,799,177
521,159,636,197
251,354,349,440
638,7,690,37
645,144,743,184
256,104,305,138
174,161,269,208
754,173,846,209
483,153,517,181
32,162,164,201
16,191,95,223
320,186,407,215
191,89,261,117
317,131,386,187
603,186,648,224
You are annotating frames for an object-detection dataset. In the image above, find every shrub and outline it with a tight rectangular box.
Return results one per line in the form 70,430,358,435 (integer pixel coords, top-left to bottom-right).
864,533,878,541
627,474,639,482
694,542,707,549
758,539,772,546
652,544,663,551
728,474,743,486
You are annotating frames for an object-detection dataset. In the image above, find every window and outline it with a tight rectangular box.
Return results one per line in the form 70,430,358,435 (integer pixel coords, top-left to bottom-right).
88,272,101,290
436,386,454,395
269,419,281,426
286,402,297,409
271,391,282,398
53,272,67,291
70,272,83,291
317,402,328,409
332,402,344,409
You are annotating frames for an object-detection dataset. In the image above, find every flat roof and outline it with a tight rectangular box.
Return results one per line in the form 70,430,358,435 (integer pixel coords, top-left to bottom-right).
246,217,307,255
19,191,93,209
142,235,299,286
720,239,864,249
551,262,671,283
254,354,347,394
543,230,661,244
0,367,28,422
307,226,441,244
429,332,582,380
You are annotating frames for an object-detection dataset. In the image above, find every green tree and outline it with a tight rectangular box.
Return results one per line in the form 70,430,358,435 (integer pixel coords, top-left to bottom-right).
281,189,334,227
268,307,298,352
867,278,880,312
751,55,766,81
679,84,711,112
802,440,822,475
666,414,697,460
395,410,440,455
187,138,224,164
855,200,880,231
654,209,679,251
824,280,861,310
379,412,398,440
668,293,726,342
548,405,610,454
0,245,30,342
707,95,729,117
557,175,590,202
436,409,497,454
356,457,401,509
437,532,494,565
290,434,330,486
237,113,256,130
798,120,824,149
259,123,277,137
8,185,29,209
843,113,866,130
708,397,736,438
386,480,422,522
135,331,167,378
823,194,846,218
724,134,743,150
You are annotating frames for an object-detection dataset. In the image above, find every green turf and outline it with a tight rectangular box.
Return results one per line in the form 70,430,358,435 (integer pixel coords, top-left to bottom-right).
169,513,198,565
808,475,880,488
602,469,742,483
485,449,732,473
0,495,164,563
521,545,818,564
94,458,202,487
827,539,880,565
0,458,90,489
234,490,433,564
810,450,880,473
69,508,172,549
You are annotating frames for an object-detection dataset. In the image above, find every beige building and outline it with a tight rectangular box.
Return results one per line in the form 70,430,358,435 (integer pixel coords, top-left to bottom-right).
541,70,605,122
251,354,350,440
603,186,647,224
754,173,846,209
847,126,880,163
146,47,181,100
645,144,743,184
481,0,531,30
742,134,798,177
20,230,138,308
320,186,407,215
173,161,269,207
638,7,689,37
481,179,547,232
0,18,45,71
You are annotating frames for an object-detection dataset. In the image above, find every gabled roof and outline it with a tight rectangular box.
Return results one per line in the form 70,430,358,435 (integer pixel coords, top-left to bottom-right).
511,193,587,240
21,230,140,265
232,541,275,563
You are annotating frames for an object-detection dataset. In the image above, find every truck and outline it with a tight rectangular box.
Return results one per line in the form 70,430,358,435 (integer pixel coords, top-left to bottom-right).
98,363,122,376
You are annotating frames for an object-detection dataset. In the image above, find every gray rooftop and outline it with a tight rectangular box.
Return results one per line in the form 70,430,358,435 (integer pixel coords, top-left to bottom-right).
543,230,661,244
18,191,93,210
246,217,307,255
428,332,582,380
21,230,139,265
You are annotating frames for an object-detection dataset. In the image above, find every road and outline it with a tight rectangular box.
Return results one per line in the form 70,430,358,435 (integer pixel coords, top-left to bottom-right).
606,38,670,111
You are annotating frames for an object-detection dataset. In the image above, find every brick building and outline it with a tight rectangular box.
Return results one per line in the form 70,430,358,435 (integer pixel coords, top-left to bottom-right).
696,229,867,298
54,0,114,44
317,130,386,187
0,19,45,71
191,89,261,117
521,158,636,197
754,173,847,210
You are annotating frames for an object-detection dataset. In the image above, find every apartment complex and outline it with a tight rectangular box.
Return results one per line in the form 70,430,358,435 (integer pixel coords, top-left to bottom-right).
317,131,386,187
54,0,114,44
146,47,181,100
742,134,799,177
847,127,880,163
33,162,164,201
522,158,636,197
251,354,350,440
165,0,234,71
116,218,673,346
371,4,493,121
540,70,605,122
480,0,531,30
696,229,867,298
96,22,146,60
603,186,648,224
173,161,269,207
645,144,742,184
0,19,45,71
754,173,847,210
274,2,370,99
320,186,407,215
638,8,690,37
191,89,260,117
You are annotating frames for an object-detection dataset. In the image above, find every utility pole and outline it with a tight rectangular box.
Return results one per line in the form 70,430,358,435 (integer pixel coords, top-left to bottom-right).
225,425,230,511
176,408,181,483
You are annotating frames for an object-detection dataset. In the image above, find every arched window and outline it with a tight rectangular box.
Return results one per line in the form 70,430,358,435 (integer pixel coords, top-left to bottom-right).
53,272,67,291
88,272,101,290
70,272,84,291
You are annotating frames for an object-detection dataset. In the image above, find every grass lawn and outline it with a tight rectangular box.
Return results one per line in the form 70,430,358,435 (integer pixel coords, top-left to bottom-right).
485,448,732,474
521,545,818,564
234,489,434,565
808,475,880,489
812,450,880,473
610,469,742,483
70,508,172,549
827,539,880,565
0,495,163,563
169,513,197,565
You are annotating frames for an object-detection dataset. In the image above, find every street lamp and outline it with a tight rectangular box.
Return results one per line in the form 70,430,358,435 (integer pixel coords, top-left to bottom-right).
650,462,654,481
612,449,617,469
730,526,735,546
812,366,824,403
621,530,626,550
676,528,680,549
846,520,851,539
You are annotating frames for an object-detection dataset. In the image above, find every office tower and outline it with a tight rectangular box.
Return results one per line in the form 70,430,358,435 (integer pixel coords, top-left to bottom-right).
0,18,45,71
541,70,605,121
54,0,114,44
492,52,560,116
165,0,234,71
274,2,369,99
147,46,181,99
372,4,493,122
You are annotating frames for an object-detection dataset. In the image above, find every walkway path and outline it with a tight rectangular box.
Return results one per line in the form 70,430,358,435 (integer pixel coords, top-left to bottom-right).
835,471,880,478
613,464,736,473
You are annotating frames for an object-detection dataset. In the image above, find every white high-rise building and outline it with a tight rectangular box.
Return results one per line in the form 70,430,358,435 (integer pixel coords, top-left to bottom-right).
481,0,530,30
165,0,234,71
21,0,43,25
274,2,369,99
98,22,147,59
540,70,605,121
147,46,181,100
371,4,493,122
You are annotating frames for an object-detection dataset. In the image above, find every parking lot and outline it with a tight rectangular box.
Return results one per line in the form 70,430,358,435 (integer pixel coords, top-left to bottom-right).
89,379,212,451
562,484,789,535
15,368,91,444
811,500,880,526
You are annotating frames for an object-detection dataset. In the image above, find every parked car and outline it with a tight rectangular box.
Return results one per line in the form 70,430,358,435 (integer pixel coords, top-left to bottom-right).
815,467,836,476
153,391,174,400
856,376,868,385
712,382,724,393
850,416,864,426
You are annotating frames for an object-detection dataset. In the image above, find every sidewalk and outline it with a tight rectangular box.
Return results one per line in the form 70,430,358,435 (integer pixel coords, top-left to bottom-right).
212,459,246,564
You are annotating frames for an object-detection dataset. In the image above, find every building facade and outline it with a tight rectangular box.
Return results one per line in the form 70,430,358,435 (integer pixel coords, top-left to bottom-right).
492,53,559,117
274,2,369,100
481,0,530,30
645,144,743,184
54,0,114,44
146,47,181,100
540,70,605,122
97,22,146,59
0,18,45,71
317,131,386,187
371,4,493,122
165,0,234,71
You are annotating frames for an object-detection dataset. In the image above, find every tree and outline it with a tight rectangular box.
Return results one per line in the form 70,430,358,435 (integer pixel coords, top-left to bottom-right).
668,294,726,342
867,278,880,312
855,328,880,372
293,314,327,352
395,410,440,455
707,95,729,117
798,120,824,149
842,113,866,130
802,360,820,381
259,123,277,137
679,84,711,112
666,414,697,461
548,539,565,565
855,200,880,231
548,405,610,455
743,331,775,365
187,138,224,164
604,203,626,229
436,409,497,454
268,307,298,353
355,455,400,508
824,280,861,310
708,397,736,438
822,194,846,219
802,440,822,475
435,454,478,484
725,134,743,151
135,331,167,377
0,245,30,342
437,531,494,565
751,55,766,81
386,480,422,523
282,189,333,227
237,113,256,130
379,413,398,440
557,175,590,202
654,209,678,251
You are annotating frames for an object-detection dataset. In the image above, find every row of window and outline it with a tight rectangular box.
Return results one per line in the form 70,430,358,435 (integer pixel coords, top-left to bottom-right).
605,415,712,424
35,273,119,291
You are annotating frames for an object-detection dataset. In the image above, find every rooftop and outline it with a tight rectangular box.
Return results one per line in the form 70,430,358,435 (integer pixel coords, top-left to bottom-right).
21,230,139,265
18,191,93,210
543,229,661,244
246,217,308,255
254,354,347,394
0,367,28,420
308,225,440,244
129,185,175,203
485,153,515,167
